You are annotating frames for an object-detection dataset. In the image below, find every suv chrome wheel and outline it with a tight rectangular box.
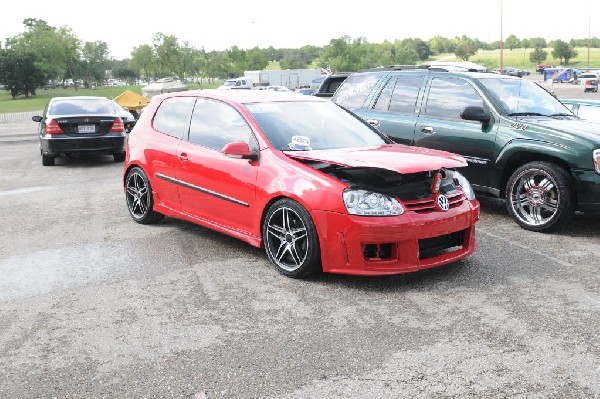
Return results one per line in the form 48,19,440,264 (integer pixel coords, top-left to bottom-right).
506,162,574,232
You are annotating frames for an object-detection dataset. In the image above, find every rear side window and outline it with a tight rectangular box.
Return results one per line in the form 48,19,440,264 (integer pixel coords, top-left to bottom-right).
153,97,196,139
373,75,423,114
424,77,484,119
333,74,380,109
188,98,254,151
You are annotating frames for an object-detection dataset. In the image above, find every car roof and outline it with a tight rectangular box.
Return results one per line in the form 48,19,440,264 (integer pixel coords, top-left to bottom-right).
155,89,327,104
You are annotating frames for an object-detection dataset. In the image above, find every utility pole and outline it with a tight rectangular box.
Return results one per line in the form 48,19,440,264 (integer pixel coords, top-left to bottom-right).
500,0,504,74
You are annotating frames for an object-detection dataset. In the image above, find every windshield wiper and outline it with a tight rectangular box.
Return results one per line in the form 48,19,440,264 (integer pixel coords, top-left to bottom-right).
506,112,545,116
547,113,574,117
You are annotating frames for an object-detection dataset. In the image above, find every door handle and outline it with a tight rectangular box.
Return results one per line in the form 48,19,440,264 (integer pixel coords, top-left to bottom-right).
420,126,436,135
178,153,188,162
366,119,380,128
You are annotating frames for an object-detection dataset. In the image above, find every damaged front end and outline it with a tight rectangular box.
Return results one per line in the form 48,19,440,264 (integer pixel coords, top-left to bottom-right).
302,161,475,215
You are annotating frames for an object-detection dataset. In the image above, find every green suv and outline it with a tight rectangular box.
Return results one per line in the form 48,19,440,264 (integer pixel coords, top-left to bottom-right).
332,67,600,232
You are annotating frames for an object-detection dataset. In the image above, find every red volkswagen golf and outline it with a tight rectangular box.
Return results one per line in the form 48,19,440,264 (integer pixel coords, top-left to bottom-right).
124,90,480,278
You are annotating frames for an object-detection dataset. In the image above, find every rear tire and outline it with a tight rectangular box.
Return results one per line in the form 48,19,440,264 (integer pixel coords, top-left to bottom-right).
125,166,164,224
505,161,575,232
42,154,55,166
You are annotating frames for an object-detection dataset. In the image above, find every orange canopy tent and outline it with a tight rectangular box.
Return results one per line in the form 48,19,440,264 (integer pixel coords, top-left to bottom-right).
113,90,150,111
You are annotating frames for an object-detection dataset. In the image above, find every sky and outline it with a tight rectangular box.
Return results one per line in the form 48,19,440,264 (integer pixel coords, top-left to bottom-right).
2,0,599,60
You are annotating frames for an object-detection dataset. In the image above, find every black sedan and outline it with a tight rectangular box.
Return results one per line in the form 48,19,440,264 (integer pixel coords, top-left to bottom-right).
32,96,127,166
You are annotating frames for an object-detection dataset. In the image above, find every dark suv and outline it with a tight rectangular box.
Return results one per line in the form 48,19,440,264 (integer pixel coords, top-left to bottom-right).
332,67,600,232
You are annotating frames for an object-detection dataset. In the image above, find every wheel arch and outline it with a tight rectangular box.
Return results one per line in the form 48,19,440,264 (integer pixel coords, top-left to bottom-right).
496,144,576,200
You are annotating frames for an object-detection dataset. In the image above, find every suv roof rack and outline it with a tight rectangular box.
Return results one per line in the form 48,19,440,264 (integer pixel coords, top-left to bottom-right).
359,65,429,72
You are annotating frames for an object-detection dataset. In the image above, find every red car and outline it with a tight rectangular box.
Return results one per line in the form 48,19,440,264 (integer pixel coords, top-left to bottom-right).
124,90,480,278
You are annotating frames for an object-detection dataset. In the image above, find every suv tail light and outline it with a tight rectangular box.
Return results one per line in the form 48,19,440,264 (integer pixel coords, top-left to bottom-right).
45,119,64,134
110,117,124,133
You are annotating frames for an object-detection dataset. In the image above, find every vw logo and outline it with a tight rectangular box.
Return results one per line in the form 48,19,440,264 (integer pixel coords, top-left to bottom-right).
84,118,89,123
437,195,450,211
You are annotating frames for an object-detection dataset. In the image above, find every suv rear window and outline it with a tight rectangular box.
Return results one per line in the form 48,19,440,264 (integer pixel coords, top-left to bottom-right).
332,74,380,109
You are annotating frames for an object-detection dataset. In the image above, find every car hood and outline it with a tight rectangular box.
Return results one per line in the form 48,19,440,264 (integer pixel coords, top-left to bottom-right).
519,117,600,141
284,144,467,173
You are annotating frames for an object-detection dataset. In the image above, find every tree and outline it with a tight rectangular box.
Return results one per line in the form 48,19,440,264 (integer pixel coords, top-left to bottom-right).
530,47,548,64
552,40,578,64
454,36,478,61
131,44,155,80
529,37,547,49
505,34,521,50
0,49,44,98
401,38,431,61
81,41,109,85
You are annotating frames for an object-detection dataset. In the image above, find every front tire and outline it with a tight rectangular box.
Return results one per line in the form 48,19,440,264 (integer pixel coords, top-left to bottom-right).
505,161,575,232
262,198,322,278
125,166,164,224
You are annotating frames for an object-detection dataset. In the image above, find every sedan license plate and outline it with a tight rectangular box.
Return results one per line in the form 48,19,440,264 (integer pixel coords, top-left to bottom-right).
78,124,95,133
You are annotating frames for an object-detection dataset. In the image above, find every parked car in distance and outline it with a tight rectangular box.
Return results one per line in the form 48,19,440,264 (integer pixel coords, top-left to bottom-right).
109,99,137,132
332,67,600,232
261,85,291,92
576,72,599,86
561,99,600,122
124,90,480,278
32,96,127,166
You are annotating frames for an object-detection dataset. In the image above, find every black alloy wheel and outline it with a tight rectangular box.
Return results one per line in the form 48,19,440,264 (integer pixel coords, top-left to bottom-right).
125,166,164,224
263,198,321,278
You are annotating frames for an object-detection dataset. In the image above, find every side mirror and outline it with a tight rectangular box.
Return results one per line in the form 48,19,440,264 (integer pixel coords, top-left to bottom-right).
222,141,258,161
32,115,42,122
461,106,491,124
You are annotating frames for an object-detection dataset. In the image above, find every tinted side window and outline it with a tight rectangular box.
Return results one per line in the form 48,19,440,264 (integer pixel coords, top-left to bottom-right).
373,75,424,114
188,98,254,151
333,74,381,109
424,77,484,119
153,97,195,139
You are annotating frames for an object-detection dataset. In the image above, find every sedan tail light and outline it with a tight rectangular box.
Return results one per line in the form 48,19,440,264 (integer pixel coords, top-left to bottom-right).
45,119,64,134
110,117,124,133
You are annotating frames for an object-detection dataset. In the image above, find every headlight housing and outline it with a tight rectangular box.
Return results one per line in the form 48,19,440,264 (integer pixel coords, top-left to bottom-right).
449,170,476,200
594,149,600,174
343,189,404,216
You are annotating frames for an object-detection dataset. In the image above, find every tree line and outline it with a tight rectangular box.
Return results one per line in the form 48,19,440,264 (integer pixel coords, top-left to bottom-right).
1,18,598,99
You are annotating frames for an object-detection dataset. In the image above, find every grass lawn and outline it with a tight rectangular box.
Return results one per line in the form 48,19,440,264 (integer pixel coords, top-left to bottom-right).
431,47,600,71
0,82,221,114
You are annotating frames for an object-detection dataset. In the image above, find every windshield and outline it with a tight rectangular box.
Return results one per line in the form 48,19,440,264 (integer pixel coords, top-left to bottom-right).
245,101,388,151
479,78,573,116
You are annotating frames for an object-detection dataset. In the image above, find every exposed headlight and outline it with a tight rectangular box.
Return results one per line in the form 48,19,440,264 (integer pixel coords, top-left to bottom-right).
594,149,600,174
343,189,404,216
450,170,476,200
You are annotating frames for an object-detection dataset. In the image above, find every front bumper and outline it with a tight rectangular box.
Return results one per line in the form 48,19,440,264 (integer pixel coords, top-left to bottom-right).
312,199,480,276
41,133,126,156
574,169,600,213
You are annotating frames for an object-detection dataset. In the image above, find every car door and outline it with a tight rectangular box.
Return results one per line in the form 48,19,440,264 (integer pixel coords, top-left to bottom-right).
413,76,498,189
359,74,425,145
147,96,196,209
176,98,259,234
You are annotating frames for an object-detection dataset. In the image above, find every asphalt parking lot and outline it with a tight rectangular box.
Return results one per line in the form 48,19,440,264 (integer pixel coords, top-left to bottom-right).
0,104,599,398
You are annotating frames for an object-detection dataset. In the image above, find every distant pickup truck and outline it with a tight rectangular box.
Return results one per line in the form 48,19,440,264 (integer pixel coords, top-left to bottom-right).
332,67,600,232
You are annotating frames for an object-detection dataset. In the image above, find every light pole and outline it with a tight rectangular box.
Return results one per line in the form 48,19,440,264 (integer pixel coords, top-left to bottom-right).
500,0,504,74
